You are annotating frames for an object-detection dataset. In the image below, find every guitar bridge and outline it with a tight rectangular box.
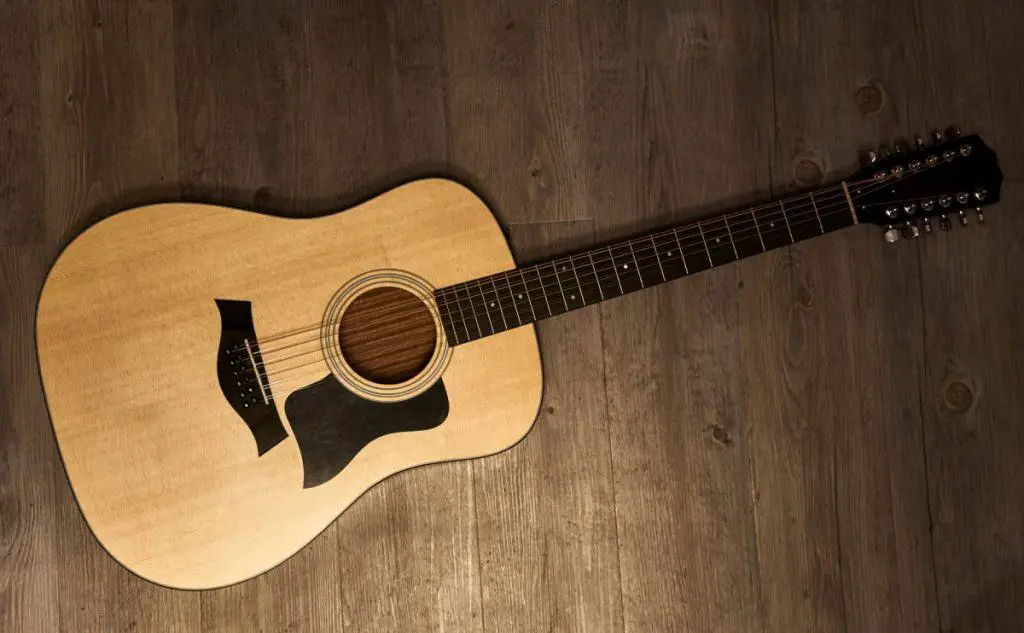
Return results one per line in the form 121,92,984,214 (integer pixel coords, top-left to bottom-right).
215,299,288,456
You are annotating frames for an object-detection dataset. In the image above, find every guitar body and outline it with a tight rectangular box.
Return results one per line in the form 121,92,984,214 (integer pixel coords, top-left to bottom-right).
36,178,543,589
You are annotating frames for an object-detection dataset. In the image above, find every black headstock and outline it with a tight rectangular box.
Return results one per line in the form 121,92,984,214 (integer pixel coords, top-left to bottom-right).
848,127,1003,241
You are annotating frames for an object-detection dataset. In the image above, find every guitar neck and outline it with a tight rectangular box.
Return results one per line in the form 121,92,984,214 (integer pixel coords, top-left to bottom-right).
435,180,859,346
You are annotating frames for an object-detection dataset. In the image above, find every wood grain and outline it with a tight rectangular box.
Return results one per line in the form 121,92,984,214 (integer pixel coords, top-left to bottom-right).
755,3,938,632
594,3,769,631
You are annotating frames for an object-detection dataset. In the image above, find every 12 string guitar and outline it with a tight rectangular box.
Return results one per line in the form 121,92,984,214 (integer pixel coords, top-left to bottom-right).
36,127,1003,589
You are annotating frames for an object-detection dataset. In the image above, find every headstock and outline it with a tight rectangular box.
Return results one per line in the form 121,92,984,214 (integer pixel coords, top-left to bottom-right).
848,127,1003,242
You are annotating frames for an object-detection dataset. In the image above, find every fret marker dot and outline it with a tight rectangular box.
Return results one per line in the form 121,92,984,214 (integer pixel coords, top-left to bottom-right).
769,222,775,227
490,302,495,307
715,237,721,243
561,266,567,271
570,295,576,300
623,264,629,269
667,251,673,256
517,294,523,299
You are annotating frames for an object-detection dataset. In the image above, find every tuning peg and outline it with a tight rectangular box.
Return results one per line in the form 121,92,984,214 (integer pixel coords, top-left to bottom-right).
975,206,986,223
861,150,879,166
946,125,961,139
915,135,927,150
892,141,906,156
883,225,901,243
974,187,988,201
940,214,952,231
958,209,969,226
932,129,946,144
923,217,933,234
901,221,921,239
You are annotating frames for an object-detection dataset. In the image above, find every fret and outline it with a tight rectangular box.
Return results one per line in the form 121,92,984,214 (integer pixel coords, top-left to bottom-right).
652,232,687,281
454,284,482,340
534,266,553,317
626,242,645,288
497,274,522,328
675,225,711,275
585,252,605,301
788,194,825,242
505,272,533,324
436,290,462,345
567,257,590,307
551,261,584,311
757,207,794,250
697,221,714,267
728,210,765,259
608,244,644,293
589,248,623,299
701,217,737,267
809,191,824,233
474,281,496,335
672,228,689,275
778,200,795,242
750,209,766,251
518,269,538,322
632,239,663,288
488,276,509,331
548,260,573,311
723,215,739,259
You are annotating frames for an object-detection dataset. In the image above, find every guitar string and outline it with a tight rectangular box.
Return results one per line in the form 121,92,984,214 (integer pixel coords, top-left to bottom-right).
248,187,855,369
247,194,876,388
243,166,942,388
251,183,954,394
244,179,868,353
246,181,870,359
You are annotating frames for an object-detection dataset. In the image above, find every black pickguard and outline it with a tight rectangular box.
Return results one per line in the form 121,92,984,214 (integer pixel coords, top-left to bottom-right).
285,375,449,488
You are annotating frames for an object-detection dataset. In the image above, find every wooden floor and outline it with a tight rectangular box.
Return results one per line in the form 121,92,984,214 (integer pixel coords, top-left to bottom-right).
2,1,1023,631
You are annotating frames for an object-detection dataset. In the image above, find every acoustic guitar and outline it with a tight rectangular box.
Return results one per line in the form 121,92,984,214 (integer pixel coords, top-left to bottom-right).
36,128,1003,589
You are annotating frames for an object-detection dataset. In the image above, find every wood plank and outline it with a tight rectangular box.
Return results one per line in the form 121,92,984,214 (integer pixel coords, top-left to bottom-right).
470,220,621,633
0,0,42,246
0,249,58,633
905,2,1024,630
442,0,589,224
759,3,938,632
594,3,769,631
36,0,194,631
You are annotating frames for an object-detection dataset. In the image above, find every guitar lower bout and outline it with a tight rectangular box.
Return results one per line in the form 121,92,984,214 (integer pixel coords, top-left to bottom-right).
35,178,544,589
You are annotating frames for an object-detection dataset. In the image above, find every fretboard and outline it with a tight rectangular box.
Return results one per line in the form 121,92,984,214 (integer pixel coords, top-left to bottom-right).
434,181,858,346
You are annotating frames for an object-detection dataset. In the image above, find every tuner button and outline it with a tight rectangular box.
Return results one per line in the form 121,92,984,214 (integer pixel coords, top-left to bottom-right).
923,217,934,234
884,226,902,244
933,129,946,144
960,144,973,157
946,125,962,139
862,150,879,165
975,206,986,223
901,221,921,239
939,195,953,208
922,199,936,212
943,150,957,162
908,159,923,170
958,209,969,226
885,206,900,220
915,135,927,150
940,214,952,231
904,203,917,215
926,154,940,166
974,187,988,201
956,192,970,204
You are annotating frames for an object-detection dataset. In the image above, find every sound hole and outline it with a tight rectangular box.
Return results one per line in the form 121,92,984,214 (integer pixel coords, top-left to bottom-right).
337,287,437,384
